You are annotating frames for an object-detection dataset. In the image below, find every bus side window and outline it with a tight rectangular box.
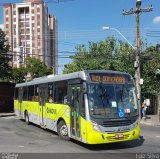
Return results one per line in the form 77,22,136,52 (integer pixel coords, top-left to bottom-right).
48,83,54,103
23,87,28,101
54,81,67,104
28,86,34,101
18,87,23,102
15,88,18,100
34,85,39,102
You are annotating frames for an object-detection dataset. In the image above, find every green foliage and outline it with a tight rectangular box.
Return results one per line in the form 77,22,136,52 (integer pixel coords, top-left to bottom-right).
63,37,135,75
141,44,160,97
12,67,27,83
11,57,53,83
25,57,53,79
0,29,12,80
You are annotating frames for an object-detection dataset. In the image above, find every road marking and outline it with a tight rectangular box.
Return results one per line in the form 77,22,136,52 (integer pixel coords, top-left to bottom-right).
156,136,160,138
18,145,25,148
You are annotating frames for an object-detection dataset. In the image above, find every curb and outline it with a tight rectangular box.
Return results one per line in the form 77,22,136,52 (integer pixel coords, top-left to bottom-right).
0,113,15,117
140,121,160,127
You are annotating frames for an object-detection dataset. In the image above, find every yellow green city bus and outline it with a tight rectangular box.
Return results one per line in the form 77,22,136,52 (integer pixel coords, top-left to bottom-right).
14,70,140,144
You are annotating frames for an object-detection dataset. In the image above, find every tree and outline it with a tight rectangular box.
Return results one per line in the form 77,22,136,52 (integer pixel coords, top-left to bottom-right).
63,37,135,75
0,29,12,80
12,67,27,83
113,41,135,76
141,44,160,97
25,57,53,79
10,57,53,83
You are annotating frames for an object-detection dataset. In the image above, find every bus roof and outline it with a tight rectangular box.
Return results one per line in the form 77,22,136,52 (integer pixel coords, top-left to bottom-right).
15,70,131,88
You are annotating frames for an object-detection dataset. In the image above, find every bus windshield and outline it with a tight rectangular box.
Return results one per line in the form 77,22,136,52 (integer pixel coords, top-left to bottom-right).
88,83,138,119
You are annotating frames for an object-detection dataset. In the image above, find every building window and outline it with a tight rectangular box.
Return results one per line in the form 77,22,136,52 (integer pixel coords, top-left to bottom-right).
20,29,24,34
26,41,30,45
6,24,9,28
26,14,30,19
38,42,41,46
25,21,30,27
37,49,40,53
26,48,30,54
5,9,8,14
37,35,40,40
37,14,40,19
37,28,40,32
37,8,40,12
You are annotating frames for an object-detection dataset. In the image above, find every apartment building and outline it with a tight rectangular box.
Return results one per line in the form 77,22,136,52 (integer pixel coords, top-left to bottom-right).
4,0,58,74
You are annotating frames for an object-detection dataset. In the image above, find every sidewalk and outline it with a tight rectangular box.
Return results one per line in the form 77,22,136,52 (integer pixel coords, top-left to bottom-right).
0,112,15,117
140,115,160,126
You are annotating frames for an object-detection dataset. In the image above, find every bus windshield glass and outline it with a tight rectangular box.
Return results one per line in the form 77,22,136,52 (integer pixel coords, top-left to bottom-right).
88,83,138,119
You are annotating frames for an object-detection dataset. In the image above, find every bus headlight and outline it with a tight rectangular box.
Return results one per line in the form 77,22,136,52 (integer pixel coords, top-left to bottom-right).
91,121,101,132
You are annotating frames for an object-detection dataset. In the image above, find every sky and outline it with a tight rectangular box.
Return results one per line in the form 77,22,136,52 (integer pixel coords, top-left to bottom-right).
0,0,160,74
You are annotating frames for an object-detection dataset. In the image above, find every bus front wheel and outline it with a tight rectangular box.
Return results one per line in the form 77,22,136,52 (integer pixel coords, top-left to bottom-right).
57,120,70,140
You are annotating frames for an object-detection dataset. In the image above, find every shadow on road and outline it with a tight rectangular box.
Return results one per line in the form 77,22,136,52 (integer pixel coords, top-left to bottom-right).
70,136,145,151
18,120,145,151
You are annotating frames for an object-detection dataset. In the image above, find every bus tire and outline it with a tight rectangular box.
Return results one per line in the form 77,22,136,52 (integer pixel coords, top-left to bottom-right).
25,111,30,125
57,120,70,141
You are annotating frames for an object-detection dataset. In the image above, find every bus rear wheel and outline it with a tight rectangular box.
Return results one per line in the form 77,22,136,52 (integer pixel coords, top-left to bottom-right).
57,120,70,140
25,111,30,125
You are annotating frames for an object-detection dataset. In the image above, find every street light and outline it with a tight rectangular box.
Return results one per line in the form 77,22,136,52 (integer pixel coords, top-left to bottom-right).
102,26,135,50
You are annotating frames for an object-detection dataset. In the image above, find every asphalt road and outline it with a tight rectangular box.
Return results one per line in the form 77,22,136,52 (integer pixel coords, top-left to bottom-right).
0,116,160,159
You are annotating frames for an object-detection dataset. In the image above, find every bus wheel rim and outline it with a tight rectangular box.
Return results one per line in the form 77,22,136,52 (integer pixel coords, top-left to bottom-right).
60,125,68,136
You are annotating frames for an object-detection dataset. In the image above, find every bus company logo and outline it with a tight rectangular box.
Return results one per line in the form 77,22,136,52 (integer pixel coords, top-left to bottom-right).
47,108,57,114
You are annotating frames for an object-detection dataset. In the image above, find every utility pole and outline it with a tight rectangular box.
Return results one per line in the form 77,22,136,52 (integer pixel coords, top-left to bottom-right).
123,0,153,117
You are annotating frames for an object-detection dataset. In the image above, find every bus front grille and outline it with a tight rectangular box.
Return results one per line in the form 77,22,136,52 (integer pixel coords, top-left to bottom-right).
102,119,136,127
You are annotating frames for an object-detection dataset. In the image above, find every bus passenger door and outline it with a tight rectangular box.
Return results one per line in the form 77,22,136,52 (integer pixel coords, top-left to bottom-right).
70,85,81,138
39,85,48,127
18,88,23,118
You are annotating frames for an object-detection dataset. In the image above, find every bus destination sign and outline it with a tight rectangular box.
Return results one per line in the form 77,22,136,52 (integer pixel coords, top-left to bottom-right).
90,74,126,83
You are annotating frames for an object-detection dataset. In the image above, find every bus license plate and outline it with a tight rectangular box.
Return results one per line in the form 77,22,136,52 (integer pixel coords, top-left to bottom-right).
115,133,124,138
